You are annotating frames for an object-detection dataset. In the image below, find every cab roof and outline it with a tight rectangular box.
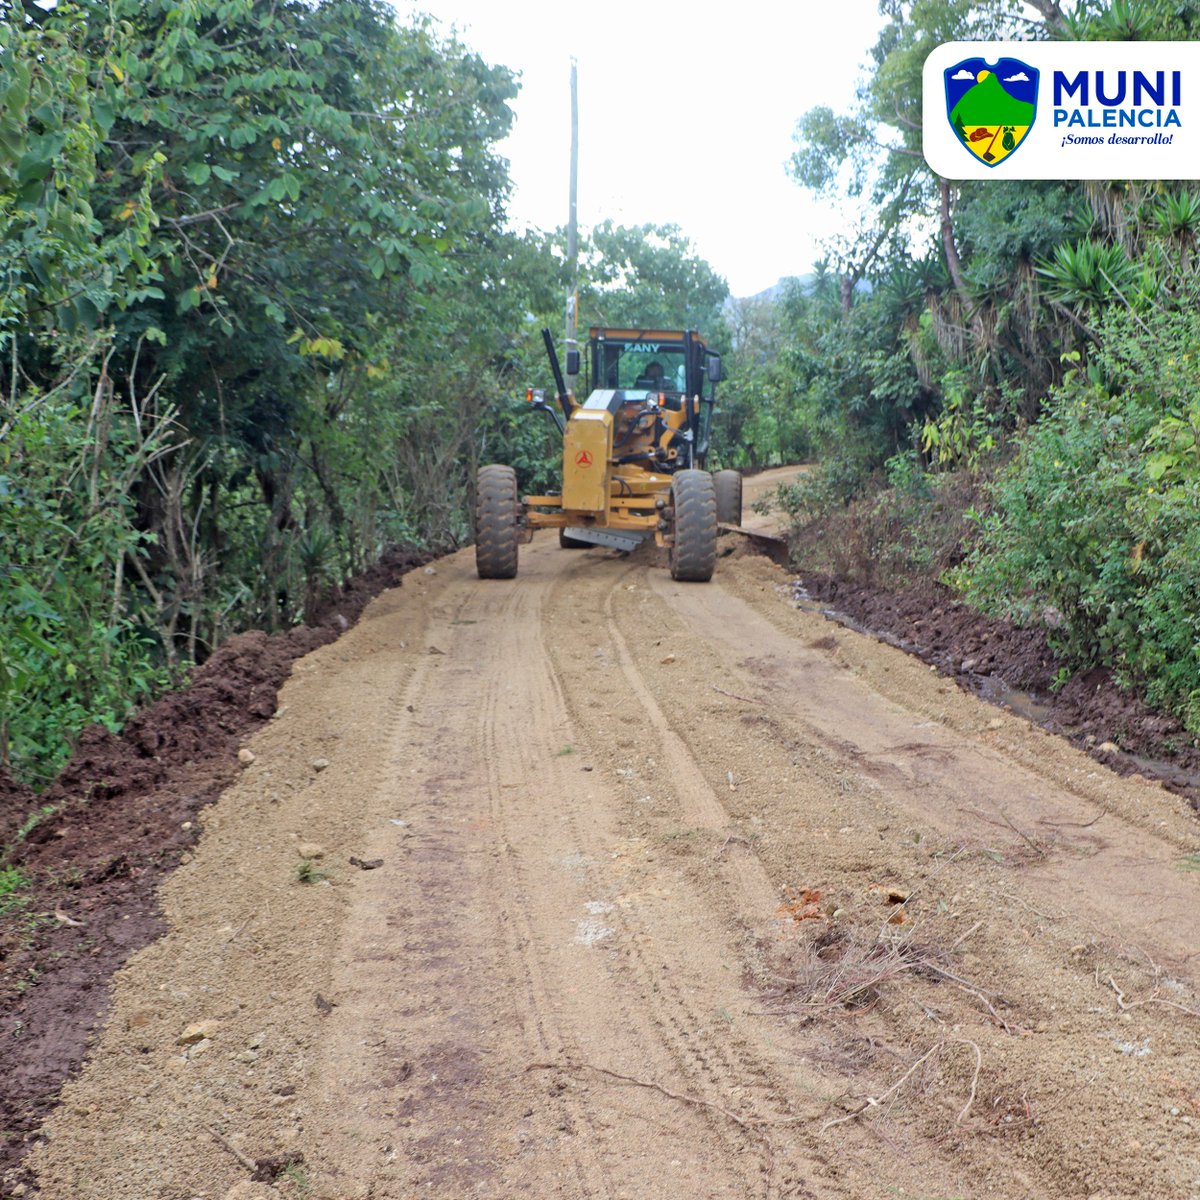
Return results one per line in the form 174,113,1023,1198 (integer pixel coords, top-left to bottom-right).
588,326,708,346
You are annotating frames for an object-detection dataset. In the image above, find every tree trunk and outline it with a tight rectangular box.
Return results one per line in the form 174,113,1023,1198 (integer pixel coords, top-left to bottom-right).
841,173,917,317
939,179,971,303
1023,0,1067,33
839,275,855,316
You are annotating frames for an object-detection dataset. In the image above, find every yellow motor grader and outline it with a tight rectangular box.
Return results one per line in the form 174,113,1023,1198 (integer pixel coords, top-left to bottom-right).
475,327,741,582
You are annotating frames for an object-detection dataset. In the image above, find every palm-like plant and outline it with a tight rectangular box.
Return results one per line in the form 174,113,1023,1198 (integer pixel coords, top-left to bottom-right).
1154,190,1200,275
1035,240,1138,311
1056,0,1157,40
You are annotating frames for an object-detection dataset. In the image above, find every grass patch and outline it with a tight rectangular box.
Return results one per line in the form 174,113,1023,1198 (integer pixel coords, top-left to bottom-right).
0,865,32,915
283,1163,313,1196
295,859,327,885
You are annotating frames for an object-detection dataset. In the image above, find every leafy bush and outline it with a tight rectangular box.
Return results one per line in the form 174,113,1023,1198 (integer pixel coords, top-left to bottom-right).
781,447,980,587
957,305,1200,733
775,452,879,526
1,394,174,783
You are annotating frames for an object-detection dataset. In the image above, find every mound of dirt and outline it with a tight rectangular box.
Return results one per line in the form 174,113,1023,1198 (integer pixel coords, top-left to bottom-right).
797,571,1200,803
0,543,435,1194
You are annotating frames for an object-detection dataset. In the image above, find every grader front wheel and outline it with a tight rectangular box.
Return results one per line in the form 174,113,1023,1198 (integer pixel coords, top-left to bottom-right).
668,469,717,582
475,464,519,579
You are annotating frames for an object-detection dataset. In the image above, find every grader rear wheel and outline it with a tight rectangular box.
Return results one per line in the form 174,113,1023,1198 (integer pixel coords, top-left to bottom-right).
668,469,717,583
475,464,519,579
714,469,743,526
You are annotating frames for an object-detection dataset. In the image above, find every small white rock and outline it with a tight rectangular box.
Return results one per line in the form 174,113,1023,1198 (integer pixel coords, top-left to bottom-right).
297,842,326,860
237,748,256,765
311,758,330,772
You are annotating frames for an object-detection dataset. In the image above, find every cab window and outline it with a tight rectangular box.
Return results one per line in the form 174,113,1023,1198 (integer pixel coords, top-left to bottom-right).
599,341,686,392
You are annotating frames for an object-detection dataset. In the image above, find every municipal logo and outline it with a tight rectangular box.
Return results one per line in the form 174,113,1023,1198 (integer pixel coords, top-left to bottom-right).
945,56,1039,167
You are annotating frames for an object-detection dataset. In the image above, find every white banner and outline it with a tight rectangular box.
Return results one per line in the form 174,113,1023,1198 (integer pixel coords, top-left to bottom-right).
923,41,1196,179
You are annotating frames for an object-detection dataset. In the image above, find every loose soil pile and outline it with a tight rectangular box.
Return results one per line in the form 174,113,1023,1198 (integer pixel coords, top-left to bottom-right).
0,545,433,1193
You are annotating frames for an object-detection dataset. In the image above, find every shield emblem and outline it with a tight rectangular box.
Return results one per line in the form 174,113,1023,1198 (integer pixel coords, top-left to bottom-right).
944,57,1039,167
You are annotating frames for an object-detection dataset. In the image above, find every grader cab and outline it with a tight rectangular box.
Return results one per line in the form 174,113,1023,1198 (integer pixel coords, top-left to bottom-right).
474,327,741,582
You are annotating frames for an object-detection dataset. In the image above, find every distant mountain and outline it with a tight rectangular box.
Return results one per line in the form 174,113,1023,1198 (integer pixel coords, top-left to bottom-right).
729,275,813,307
951,72,1033,127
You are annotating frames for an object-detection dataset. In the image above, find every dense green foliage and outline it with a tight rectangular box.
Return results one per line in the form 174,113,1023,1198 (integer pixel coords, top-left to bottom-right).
958,304,1200,729
576,220,729,333
1,0,538,780
0,1,733,784
20,0,1198,778
775,0,1200,739
714,285,817,470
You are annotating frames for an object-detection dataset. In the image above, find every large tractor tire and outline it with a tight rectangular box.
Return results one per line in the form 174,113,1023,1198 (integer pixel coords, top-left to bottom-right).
668,469,718,583
559,529,591,549
475,464,519,579
714,469,743,526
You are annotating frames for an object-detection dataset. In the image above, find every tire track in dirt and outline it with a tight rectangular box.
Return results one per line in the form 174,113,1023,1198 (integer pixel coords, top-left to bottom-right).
600,562,779,918
543,555,864,1199
304,568,626,1198
298,578,522,1199
659,561,1200,968
476,543,784,1198
299,543,795,1199
475,565,619,1198
587,565,804,1124
28,578,440,1200
27,536,1200,1200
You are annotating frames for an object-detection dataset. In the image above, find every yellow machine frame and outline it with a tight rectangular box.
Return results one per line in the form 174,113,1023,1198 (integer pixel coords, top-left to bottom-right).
520,327,714,550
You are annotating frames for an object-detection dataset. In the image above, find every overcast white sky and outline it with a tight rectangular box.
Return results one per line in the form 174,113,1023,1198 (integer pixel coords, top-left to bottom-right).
389,1,886,297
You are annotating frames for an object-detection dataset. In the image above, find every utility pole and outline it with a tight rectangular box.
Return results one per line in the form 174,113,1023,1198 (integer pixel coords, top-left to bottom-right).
565,57,579,385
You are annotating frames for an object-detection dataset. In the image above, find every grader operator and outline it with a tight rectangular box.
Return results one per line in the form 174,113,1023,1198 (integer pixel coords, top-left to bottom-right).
474,326,741,583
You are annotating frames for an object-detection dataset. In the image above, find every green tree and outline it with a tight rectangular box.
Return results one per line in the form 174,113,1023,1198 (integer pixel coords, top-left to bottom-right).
1,3,171,778
577,220,729,334
0,0,530,780
786,0,1092,477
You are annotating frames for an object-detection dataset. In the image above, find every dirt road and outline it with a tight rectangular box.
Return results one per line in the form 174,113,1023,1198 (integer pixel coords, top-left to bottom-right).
30,532,1200,1200
739,464,809,536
